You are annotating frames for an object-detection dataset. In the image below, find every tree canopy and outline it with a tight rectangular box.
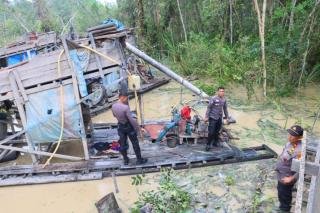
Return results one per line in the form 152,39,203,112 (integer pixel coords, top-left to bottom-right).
1,0,319,98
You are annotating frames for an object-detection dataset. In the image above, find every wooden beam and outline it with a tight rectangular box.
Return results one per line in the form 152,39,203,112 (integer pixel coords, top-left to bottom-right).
88,32,105,79
12,69,28,102
61,37,89,160
0,172,102,186
0,145,11,161
0,144,82,161
9,72,37,163
0,130,26,145
294,131,307,213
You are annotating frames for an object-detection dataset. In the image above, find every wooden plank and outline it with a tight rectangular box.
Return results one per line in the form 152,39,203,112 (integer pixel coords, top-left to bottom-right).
0,130,26,145
12,69,28,101
294,131,307,213
23,67,116,95
19,55,118,88
309,169,320,213
0,161,89,176
89,32,104,79
94,32,128,40
9,72,37,163
0,172,102,186
0,144,82,161
87,23,116,32
62,37,89,161
307,141,320,213
0,93,14,102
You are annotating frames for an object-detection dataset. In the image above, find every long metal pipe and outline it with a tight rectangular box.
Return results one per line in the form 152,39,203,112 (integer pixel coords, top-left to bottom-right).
125,42,209,98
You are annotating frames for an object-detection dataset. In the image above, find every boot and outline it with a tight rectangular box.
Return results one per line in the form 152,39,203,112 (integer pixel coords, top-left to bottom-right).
131,141,147,165
123,156,129,165
136,157,148,165
121,150,129,165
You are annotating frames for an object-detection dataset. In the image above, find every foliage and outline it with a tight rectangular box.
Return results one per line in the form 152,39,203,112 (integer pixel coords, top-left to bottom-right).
0,0,320,98
131,168,191,213
131,173,145,186
224,175,235,186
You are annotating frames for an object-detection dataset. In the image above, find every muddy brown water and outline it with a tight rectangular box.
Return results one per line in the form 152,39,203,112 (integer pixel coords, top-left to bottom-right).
0,81,319,212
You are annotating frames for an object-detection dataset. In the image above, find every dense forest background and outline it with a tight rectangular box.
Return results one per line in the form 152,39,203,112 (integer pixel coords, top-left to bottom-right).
1,0,319,99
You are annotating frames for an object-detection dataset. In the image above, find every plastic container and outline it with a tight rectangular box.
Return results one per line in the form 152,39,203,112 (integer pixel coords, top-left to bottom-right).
128,74,141,90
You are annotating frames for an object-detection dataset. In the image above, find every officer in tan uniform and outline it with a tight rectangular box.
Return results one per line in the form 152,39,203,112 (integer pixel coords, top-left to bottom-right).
275,125,303,212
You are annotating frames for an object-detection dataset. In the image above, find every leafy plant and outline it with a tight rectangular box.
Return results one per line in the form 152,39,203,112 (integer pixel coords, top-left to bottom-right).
224,175,235,186
131,168,192,213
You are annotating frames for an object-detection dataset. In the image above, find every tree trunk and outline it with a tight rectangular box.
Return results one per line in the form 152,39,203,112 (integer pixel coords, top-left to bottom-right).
195,1,204,33
33,0,52,32
135,0,146,49
288,0,297,35
253,0,267,97
299,0,320,44
176,0,187,42
229,0,233,45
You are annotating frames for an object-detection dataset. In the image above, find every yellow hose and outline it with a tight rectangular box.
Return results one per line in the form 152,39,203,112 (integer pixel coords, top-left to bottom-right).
43,45,141,167
78,44,121,65
43,50,65,168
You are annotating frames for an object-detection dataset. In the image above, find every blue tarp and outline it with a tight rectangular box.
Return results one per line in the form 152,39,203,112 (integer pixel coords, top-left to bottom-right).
7,50,36,66
69,49,90,97
103,69,120,96
102,18,125,30
25,84,81,143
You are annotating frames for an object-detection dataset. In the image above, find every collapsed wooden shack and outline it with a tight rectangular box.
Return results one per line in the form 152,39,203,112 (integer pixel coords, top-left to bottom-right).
0,22,277,186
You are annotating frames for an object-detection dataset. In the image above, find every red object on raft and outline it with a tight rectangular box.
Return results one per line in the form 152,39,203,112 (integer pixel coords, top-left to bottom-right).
180,105,191,120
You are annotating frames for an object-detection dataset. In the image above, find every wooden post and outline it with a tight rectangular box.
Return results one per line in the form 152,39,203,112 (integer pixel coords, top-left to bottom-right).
138,92,144,125
294,131,307,213
88,32,105,79
0,144,82,161
12,69,28,102
0,130,25,145
307,140,320,213
9,72,37,163
116,40,127,81
61,37,89,160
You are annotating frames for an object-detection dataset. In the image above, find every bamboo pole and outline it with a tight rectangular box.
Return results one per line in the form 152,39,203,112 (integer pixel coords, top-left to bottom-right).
0,144,82,161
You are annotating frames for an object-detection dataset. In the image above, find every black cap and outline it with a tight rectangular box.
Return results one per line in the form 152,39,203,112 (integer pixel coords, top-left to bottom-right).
287,125,304,137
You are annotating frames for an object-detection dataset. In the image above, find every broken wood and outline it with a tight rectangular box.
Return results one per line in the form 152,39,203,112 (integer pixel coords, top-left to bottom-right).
95,192,121,213
0,172,102,186
0,144,82,161
9,73,37,163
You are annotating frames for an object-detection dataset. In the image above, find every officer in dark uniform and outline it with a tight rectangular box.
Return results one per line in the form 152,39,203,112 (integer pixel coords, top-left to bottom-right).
275,125,303,212
111,91,147,165
204,86,229,151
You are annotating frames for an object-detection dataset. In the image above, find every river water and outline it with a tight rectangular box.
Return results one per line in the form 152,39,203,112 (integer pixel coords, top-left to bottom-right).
0,81,319,212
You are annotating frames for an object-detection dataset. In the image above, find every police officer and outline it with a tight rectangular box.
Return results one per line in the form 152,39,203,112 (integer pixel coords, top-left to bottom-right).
275,125,303,212
111,91,147,165
204,86,229,151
